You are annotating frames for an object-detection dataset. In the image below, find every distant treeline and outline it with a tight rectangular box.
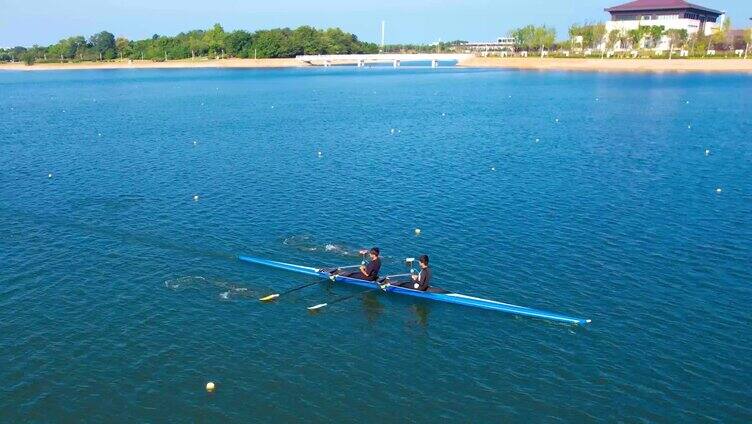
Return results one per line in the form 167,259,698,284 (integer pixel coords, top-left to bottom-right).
384,40,467,54
1,24,379,64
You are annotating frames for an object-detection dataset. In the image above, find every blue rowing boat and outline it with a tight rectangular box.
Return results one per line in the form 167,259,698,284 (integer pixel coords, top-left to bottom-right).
238,255,591,325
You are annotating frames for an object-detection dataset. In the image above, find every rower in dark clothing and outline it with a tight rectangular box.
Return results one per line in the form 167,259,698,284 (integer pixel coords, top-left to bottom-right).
334,247,381,281
395,254,431,291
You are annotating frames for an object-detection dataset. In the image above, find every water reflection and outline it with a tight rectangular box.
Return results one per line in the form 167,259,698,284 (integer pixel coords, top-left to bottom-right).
361,292,384,323
411,303,430,327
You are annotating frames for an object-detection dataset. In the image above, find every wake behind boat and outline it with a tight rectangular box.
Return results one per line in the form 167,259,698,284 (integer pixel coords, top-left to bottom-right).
239,255,591,326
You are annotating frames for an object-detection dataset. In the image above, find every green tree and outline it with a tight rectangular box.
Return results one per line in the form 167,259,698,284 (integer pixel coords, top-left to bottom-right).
203,23,226,58
21,51,35,65
534,26,556,57
710,17,731,54
509,25,536,51
181,30,207,59
115,36,130,59
665,29,688,59
225,30,254,57
687,33,708,57
2,24,377,63
627,27,646,52
646,25,665,49
509,25,554,55
90,31,116,60
591,23,606,51
568,23,582,52
606,30,621,56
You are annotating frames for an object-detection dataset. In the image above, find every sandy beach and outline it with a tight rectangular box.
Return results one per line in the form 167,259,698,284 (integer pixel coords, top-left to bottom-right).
458,57,752,73
3,56,752,73
0,58,305,71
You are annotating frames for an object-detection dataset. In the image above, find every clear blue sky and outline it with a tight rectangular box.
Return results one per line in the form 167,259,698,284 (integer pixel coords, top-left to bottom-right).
2,0,751,47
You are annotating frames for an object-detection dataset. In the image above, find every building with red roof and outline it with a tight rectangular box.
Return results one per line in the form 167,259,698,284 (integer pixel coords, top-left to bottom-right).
603,0,725,51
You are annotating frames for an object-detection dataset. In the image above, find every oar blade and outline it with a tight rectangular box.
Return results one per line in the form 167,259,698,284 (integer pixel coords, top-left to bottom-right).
259,293,280,302
307,303,328,311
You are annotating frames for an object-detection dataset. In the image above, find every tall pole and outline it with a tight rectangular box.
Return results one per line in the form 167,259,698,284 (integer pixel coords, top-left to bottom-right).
381,20,385,53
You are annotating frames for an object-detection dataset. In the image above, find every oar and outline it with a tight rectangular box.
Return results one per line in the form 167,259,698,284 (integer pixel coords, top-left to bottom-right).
307,288,375,311
259,280,320,302
259,251,368,302
307,281,389,311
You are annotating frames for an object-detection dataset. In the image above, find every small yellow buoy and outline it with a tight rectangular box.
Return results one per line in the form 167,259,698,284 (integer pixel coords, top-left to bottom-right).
414,228,421,236
206,382,215,392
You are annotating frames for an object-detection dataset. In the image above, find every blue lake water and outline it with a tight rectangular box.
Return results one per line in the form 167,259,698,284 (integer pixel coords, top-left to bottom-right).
1,67,751,422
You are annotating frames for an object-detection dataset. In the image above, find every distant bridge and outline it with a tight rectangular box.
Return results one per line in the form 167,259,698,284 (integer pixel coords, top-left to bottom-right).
295,53,474,68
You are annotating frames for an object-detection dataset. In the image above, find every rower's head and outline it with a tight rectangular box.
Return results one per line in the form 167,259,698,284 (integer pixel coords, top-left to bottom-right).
369,247,380,261
418,254,429,268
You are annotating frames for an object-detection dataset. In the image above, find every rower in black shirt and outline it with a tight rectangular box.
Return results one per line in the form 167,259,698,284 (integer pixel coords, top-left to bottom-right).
336,247,381,281
394,254,431,291
412,255,431,291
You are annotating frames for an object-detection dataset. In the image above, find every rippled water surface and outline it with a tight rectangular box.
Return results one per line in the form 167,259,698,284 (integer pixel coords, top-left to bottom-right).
1,67,751,422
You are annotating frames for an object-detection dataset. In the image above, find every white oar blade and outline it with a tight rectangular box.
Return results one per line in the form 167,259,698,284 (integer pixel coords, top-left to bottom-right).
307,303,328,311
259,293,280,302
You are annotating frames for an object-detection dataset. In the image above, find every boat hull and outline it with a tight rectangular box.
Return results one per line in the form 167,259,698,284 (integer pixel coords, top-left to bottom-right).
238,255,590,325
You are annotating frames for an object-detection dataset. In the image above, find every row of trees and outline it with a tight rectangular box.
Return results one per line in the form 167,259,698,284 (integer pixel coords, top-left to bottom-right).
384,40,467,54
564,20,749,58
0,24,379,64
508,25,557,56
568,23,606,51
603,19,750,58
603,27,690,58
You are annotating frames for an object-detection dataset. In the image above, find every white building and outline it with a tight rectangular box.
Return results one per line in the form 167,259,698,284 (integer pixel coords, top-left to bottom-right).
604,0,724,51
459,37,516,54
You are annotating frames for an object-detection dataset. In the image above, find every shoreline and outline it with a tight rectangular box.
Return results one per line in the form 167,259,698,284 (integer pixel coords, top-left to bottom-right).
0,58,306,71
457,57,752,73
2,56,752,73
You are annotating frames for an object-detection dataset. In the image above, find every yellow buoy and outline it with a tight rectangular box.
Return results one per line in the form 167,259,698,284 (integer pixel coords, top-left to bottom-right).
206,382,215,392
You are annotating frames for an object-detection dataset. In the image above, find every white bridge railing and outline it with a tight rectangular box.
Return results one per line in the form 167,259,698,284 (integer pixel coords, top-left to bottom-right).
296,53,473,67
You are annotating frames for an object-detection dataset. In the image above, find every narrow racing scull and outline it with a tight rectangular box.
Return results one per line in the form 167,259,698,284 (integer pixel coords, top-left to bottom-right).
238,255,591,325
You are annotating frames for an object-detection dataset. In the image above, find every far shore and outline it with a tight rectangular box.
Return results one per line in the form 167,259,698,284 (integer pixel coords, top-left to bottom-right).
458,57,752,73
2,56,752,73
0,58,306,71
